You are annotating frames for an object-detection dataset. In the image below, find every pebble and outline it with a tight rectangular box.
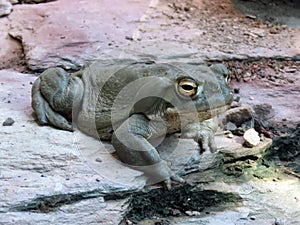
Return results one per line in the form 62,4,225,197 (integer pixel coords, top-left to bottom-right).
245,14,257,20
243,77,251,82
125,36,134,41
185,211,201,216
3,117,15,126
171,209,181,216
233,88,240,94
10,0,18,4
250,215,256,220
227,133,234,139
243,128,260,147
285,65,297,72
225,122,237,131
234,95,241,102
95,158,102,163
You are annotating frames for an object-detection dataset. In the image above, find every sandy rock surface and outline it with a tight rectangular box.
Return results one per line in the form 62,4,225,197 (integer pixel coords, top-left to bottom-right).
0,69,274,224
0,70,144,224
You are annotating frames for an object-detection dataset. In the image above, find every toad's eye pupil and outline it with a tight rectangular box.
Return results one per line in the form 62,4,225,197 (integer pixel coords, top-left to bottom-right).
181,85,194,90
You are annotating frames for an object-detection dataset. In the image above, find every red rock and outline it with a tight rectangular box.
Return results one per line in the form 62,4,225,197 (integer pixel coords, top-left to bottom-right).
8,0,150,71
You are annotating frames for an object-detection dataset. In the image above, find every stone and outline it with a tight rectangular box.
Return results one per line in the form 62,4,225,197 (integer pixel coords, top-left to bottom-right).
0,0,12,17
0,16,23,70
0,70,275,224
233,88,240,94
9,0,18,4
0,69,272,225
252,103,275,137
243,128,260,147
225,122,237,132
4,0,298,72
185,211,201,216
252,103,275,121
7,0,153,71
245,14,257,20
0,70,143,223
227,132,234,138
221,107,253,127
251,28,266,37
2,117,15,126
285,67,297,73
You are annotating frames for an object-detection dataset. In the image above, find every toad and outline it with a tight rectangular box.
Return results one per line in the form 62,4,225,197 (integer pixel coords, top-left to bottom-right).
31,60,233,188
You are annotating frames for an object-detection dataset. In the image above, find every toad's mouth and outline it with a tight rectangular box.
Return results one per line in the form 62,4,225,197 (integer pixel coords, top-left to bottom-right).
195,104,231,121
164,104,231,123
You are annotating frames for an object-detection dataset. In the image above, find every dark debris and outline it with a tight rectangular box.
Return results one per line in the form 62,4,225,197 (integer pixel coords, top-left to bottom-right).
265,123,300,175
123,183,242,223
267,123,300,161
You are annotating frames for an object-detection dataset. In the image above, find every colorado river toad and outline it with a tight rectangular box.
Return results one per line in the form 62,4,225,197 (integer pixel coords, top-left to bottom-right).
32,60,233,188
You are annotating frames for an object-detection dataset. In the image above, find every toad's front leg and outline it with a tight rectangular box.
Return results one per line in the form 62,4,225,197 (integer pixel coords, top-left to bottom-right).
112,114,184,189
182,117,219,154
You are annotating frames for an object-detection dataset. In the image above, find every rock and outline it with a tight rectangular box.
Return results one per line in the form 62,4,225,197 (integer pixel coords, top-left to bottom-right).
285,66,297,73
7,0,152,71
2,117,15,126
250,215,256,220
125,35,134,41
234,127,246,136
233,88,240,94
185,210,201,216
268,123,300,161
241,120,254,131
221,107,253,127
225,122,237,132
245,14,257,20
0,0,12,17
0,70,143,224
251,28,266,37
227,132,234,139
252,103,275,137
0,16,23,70
9,0,18,4
1,70,274,224
252,103,275,121
243,128,260,147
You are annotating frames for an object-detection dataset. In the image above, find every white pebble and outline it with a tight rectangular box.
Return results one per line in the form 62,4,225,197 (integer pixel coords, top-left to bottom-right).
243,128,260,147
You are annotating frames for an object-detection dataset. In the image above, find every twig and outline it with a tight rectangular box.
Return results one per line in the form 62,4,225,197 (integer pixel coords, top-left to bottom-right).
283,168,300,179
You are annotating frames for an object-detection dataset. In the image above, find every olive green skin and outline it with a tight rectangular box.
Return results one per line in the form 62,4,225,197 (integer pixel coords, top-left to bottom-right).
32,60,233,188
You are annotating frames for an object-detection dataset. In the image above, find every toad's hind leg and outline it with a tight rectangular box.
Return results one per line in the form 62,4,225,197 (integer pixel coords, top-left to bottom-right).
31,67,84,131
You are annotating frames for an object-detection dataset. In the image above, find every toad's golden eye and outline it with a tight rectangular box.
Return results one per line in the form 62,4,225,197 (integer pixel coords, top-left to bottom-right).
177,79,198,97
